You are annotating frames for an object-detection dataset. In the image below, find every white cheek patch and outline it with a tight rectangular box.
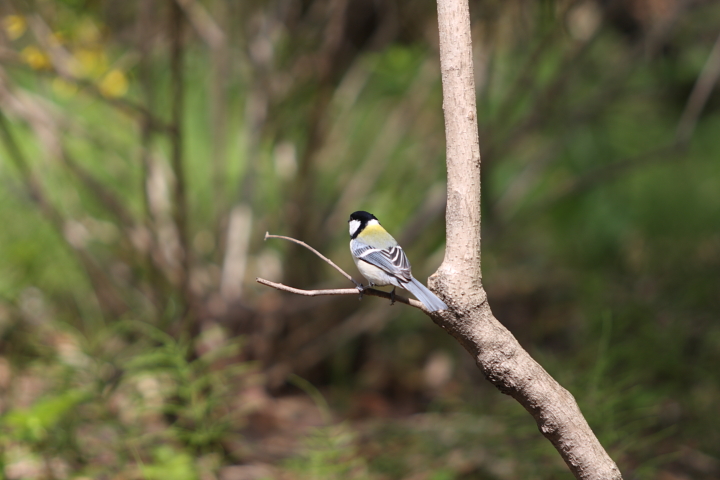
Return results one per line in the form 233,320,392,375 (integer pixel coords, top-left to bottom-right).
349,219,361,236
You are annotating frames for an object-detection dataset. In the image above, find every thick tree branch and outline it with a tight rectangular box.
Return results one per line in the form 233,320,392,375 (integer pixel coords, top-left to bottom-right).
427,1,622,479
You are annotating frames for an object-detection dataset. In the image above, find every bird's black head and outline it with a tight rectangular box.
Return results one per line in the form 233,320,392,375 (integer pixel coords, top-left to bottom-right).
348,211,378,239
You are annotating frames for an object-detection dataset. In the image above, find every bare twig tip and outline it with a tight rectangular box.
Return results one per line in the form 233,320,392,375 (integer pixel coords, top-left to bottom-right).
264,231,269,241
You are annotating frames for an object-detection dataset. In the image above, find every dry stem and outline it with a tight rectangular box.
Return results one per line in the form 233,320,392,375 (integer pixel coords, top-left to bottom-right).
264,233,356,284
257,233,427,312
256,278,425,311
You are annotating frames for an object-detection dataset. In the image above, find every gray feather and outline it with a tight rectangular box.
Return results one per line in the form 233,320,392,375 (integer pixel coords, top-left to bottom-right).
350,237,447,311
402,278,448,312
351,240,412,282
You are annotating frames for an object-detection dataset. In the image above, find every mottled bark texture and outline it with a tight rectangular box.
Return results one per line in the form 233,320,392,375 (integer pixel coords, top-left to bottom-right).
427,1,623,479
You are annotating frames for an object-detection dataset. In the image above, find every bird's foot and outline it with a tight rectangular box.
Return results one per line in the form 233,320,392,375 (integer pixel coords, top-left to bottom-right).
390,287,396,306
353,280,365,301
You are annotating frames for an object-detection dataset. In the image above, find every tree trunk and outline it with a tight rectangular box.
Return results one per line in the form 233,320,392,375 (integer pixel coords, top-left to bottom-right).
428,1,623,478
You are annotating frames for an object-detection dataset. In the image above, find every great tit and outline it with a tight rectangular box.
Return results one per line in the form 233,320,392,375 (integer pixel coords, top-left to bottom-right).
348,211,448,312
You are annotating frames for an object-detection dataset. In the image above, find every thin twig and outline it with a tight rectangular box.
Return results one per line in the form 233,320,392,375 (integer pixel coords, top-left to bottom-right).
256,278,426,312
257,280,358,297
260,233,427,311
264,232,357,285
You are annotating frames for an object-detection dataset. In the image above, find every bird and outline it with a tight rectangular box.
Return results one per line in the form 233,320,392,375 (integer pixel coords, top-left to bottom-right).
348,211,448,312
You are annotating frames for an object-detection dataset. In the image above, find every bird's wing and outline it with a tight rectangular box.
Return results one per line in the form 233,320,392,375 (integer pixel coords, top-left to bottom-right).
351,240,412,282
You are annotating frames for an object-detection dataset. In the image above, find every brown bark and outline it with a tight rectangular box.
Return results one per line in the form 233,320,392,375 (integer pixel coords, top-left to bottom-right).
428,1,622,479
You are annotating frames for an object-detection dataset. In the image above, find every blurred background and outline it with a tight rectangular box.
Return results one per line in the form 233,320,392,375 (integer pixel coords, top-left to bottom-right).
0,0,719,479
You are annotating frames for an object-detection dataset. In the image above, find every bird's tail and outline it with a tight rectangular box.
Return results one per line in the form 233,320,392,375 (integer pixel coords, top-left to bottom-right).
402,277,448,312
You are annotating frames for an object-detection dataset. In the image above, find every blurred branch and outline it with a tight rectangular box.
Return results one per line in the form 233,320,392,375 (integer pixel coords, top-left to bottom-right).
0,110,128,316
173,0,229,211
209,6,230,216
492,24,706,222
322,59,439,233
132,0,178,307
0,64,174,309
286,86,333,250
285,0,356,279
0,112,48,205
71,77,172,133
59,148,136,228
491,141,560,219
168,0,193,316
526,29,720,213
492,16,584,130
220,205,252,301
487,8,681,166
137,0,157,223
174,0,225,49
541,143,685,208
19,14,173,133
2,65,142,234
552,28,720,202
676,31,720,144
486,28,600,160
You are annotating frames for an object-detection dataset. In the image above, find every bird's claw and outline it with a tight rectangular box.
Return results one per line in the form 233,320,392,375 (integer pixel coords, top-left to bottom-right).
390,287,396,306
353,281,365,301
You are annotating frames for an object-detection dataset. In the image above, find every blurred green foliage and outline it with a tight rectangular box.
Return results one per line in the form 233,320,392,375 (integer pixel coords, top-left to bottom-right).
0,0,719,479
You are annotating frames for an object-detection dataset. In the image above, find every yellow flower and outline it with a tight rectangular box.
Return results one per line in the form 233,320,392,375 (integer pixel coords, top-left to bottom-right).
3,15,26,40
21,46,51,70
72,48,108,78
76,18,101,44
52,77,78,98
98,69,128,98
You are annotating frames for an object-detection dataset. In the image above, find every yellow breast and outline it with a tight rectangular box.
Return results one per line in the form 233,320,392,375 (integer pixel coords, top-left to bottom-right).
360,224,397,249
